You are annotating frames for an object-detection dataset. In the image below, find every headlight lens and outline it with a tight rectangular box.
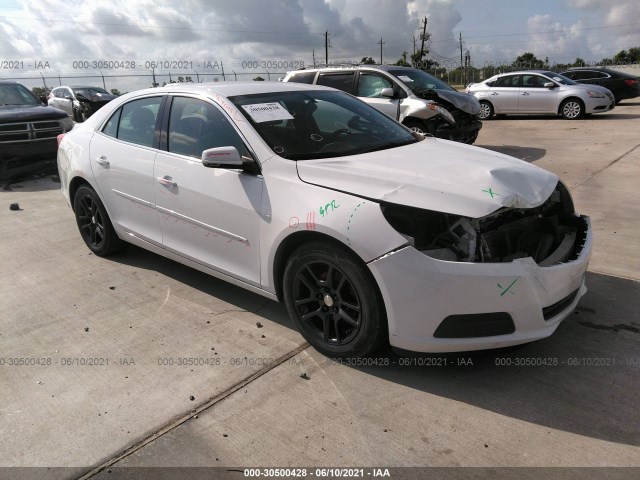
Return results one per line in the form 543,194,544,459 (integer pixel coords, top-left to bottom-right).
587,90,605,98
59,116,75,132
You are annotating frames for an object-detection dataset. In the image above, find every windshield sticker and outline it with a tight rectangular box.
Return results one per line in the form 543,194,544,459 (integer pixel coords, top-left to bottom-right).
242,103,293,123
398,75,414,82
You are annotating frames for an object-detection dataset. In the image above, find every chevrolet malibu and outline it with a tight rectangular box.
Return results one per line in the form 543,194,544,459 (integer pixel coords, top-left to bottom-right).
57,82,592,357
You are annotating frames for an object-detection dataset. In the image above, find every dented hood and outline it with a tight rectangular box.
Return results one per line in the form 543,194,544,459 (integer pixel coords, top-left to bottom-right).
429,89,481,115
296,139,558,218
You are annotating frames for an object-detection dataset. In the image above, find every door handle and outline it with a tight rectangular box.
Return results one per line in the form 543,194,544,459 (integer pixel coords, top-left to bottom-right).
157,176,177,188
490,92,498,95
95,156,109,167
521,92,530,96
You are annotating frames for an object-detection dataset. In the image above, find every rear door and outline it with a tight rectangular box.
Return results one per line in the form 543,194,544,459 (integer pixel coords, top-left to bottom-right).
89,95,164,244
488,74,520,113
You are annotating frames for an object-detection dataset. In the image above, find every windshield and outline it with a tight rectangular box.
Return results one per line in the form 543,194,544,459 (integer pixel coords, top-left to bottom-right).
541,72,577,86
388,68,456,93
0,84,41,106
229,90,417,160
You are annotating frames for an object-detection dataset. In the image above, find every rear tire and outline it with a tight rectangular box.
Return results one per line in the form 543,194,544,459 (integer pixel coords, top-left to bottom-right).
283,241,387,358
478,101,494,120
73,185,124,256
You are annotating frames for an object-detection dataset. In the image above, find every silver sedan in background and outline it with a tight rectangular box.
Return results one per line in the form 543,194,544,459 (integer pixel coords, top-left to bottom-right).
466,70,615,120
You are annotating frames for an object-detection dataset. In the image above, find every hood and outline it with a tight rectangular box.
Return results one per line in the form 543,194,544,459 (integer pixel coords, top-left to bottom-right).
296,139,558,218
431,89,481,115
75,91,116,103
0,104,68,122
570,83,613,95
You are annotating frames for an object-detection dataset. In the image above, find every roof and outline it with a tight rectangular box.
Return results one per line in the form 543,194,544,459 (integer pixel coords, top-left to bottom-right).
131,81,336,99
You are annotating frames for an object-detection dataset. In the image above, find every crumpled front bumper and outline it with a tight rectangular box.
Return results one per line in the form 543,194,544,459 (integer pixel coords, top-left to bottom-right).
368,216,592,353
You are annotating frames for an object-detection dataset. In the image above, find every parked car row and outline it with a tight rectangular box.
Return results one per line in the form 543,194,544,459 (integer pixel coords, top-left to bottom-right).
57,81,592,357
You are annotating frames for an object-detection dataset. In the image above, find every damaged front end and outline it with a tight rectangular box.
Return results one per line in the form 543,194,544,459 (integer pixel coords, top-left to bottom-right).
381,181,588,266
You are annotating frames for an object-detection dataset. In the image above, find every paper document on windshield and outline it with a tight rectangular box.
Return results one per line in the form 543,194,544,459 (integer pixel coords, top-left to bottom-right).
242,103,294,123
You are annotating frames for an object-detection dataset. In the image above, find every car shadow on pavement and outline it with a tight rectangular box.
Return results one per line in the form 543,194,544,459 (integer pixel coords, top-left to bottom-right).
476,144,546,163
109,244,291,327
0,173,61,193
354,271,640,447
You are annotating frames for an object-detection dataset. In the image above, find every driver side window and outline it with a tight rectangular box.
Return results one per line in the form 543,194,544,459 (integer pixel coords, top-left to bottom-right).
357,74,393,98
167,96,250,160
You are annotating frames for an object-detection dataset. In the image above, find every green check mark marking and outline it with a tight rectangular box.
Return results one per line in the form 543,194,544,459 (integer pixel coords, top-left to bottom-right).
498,278,518,296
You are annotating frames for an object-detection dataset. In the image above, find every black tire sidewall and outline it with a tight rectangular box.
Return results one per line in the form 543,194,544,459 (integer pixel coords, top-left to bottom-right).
283,242,386,358
73,185,123,256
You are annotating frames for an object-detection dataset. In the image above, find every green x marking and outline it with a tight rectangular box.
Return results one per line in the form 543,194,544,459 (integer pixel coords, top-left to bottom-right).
498,278,518,296
482,188,502,198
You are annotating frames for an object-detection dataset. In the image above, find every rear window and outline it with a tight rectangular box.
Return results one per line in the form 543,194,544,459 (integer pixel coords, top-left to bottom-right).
287,71,317,84
317,73,355,93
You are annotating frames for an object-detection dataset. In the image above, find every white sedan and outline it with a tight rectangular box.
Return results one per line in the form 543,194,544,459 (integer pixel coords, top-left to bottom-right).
57,82,592,357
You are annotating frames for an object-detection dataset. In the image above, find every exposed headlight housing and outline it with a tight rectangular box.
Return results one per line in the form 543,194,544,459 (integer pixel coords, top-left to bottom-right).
428,103,456,125
380,182,587,266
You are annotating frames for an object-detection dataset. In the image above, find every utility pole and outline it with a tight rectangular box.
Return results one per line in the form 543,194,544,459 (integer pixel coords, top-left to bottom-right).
412,36,417,58
459,32,463,69
325,31,330,65
378,38,385,65
419,16,428,63
312,49,316,67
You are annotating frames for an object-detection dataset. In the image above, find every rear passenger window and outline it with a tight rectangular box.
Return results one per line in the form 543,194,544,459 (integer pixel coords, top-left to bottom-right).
494,75,520,88
102,108,121,138
317,73,355,93
115,97,162,147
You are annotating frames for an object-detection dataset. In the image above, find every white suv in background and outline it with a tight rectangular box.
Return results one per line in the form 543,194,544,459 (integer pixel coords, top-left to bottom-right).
284,65,482,144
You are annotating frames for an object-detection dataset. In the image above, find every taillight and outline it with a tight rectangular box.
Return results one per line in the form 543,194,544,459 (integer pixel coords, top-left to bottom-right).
57,133,65,147
624,79,638,86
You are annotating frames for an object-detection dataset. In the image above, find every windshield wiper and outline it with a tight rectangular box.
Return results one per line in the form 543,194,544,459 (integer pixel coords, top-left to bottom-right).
357,139,417,155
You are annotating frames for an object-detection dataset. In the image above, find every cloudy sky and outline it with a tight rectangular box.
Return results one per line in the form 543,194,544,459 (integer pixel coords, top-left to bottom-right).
1,0,639,91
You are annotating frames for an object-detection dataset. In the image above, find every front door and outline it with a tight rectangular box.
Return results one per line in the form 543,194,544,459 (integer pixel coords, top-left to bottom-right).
153,96,263,286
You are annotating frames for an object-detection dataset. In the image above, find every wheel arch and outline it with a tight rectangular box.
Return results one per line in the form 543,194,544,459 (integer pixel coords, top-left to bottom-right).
272,230,379,303
68,176,93,212
558,96,585,116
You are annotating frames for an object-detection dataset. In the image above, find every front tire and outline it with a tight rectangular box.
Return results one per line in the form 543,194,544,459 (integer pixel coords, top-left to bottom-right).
283,242,386,358
73,185,124,256
560,98,584,119
403,119,428,136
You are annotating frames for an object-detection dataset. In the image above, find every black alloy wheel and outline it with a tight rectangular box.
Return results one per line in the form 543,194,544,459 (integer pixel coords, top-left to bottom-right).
73,185,124,256
283,242,386,357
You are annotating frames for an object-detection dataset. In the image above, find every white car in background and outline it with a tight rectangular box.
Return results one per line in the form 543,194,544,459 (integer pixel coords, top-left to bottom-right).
57,82,592,357
467,70,615,120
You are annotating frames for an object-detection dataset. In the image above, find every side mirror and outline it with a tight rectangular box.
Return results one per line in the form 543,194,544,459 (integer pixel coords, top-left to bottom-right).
380,87,394,98
543,82,555,88
201,146,243,168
